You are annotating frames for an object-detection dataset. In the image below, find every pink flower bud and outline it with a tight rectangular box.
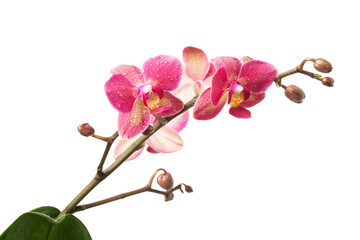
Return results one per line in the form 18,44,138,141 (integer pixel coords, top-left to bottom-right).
321,77,334,87
285,85,306,103
314,58,332,73
78,123,95,137
164,192,174,202
157,172,174,190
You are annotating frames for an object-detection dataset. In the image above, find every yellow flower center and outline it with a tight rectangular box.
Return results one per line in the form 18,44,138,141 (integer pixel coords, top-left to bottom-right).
146,92,161,109
229,91,246,108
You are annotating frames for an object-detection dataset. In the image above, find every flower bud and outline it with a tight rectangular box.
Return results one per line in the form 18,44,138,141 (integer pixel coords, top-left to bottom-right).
164,192,174,202
321,77,334,87
185,185,193,193
313,58,332,73
78,123,95,137
157,172,174,190
285,85,305,103
240,56,254,64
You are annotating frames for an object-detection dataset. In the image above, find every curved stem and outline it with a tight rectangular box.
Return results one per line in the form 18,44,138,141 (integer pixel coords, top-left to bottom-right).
57,96,199,219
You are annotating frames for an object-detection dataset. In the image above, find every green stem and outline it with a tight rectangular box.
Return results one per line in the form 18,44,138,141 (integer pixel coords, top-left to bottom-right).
56,96,198,219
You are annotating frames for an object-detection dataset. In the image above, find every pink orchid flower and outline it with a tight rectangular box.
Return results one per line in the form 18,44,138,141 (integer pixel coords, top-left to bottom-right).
171,47,216,103
114,111,189,161
193,57,278,120
105,55,184,139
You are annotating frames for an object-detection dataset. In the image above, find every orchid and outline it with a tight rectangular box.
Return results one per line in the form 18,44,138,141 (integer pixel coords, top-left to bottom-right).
105,55,184,139
114,111,189,161
0,44,335,240
193,57,278,120
171,47,216,103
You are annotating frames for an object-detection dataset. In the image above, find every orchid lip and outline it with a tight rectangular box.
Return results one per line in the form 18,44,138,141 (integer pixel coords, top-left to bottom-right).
229,83,245,108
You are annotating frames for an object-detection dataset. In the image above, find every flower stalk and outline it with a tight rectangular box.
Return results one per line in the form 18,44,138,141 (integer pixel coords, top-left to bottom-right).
57,53,333,220
56,96,198,219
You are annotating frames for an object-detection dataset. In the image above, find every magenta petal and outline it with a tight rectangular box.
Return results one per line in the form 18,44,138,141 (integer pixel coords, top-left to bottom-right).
156,92,184,117
229,106,251,118
114,138,145,161
105,74,139,113
239,92,266,108
167,111,189,133
183,46,210,81
211,57,242,81
118,97,150,139
204,62,217,79
150,104,171,115
143,55,182,91
110,65,145,87
238,60,278,93
147,126,184,153
211,67,229,106
193,88,228,120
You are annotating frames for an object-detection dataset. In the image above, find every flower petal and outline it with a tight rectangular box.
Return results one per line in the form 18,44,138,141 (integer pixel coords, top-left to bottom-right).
110,65,145,87
229,106,251,118
211,67,229,106
211,57,242,81
114,138,145,161
171,82,195,103
143,55,182,91
238,92,266,108
118,97,150,139
147,126,184,153
167,111,189,133
204,62,217,79
183,46,210,81
193,88,228,120
238,60,277,93
147,146,159,154
156,92,184,117
105,74,139,113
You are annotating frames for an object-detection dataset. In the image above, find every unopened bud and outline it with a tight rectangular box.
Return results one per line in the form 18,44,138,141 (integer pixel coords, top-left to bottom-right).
321,77,334,87
157,172,174,190
240,56,254,64
78,123,95,137
185,185,193,193
313,58,332,73
285,85,306,103
164,192,174,202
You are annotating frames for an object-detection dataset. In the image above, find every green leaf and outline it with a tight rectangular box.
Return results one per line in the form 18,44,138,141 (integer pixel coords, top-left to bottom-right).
30,206,60,219
0,206,92,240
48,215,92,240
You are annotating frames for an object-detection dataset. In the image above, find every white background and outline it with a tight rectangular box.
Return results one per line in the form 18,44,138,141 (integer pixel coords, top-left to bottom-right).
0,0,359,239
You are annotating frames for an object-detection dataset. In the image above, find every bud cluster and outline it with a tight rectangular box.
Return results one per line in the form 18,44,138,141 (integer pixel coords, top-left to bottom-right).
279,57,334,104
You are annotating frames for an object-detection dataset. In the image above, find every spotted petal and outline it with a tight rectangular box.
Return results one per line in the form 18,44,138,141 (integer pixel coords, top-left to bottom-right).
211,57,242,81
143,55,182,91
238,92,266,108
211,67,229,106
110,65,145,87
229,106,251,118
155,92,184,117
183,46,210,81
147,126,184,153
118,97,150,139
114,138,145,161
238,60,277,93
193,88,228,120
105,74,139,113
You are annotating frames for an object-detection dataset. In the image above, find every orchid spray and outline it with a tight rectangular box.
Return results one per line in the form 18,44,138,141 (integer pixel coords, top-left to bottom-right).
0,47,334,240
